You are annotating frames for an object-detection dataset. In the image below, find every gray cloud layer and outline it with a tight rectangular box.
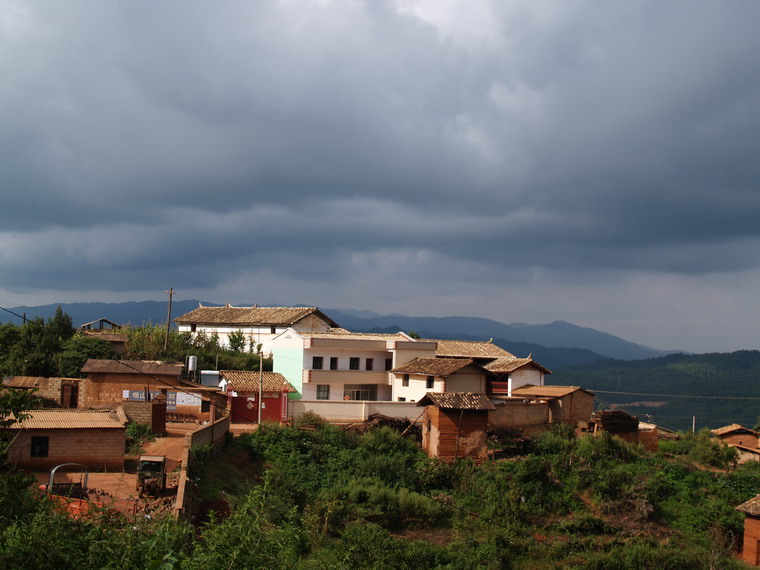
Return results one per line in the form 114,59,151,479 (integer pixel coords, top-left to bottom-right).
2,1,760,352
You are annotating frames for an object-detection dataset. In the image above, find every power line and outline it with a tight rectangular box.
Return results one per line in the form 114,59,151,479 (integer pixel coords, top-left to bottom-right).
592,390,760,401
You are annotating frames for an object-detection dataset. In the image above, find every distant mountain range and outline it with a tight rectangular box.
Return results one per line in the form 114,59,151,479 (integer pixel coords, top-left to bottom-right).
1,300,683,368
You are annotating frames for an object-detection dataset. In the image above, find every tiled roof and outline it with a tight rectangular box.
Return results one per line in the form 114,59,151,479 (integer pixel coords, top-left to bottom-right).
737,494,760,516
484,357,552,375
174,305,339,327
7,409,126,430
510,385,590,398
300,330,411,341
391,358,478,377
711,424,758,437
81,359,184,376
430,339,515,359
219,371,296,393
417,392,495,410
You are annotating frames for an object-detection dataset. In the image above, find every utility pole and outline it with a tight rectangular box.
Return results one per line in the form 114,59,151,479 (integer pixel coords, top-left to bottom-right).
164,287,174,353
257,349,264,424
692,415,696,433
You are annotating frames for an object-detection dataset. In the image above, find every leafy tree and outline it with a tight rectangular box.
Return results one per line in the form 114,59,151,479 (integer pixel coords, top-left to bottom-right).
58,334,114,377
228,329,246,353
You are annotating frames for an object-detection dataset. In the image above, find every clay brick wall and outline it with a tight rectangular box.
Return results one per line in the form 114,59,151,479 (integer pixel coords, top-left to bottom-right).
82,375,209,421
638,429,659,453
742,514,760,565
721,433,759,449
121,401,154,424
422,407,488,458
5,428,124,472
489,399,549,429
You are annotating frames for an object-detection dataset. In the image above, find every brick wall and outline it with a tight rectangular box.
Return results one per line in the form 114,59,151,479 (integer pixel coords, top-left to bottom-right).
721,433,759,449
82,375,209,421
638,429,659,453
489,399,549,429
5,428,124,471
742,514,760,565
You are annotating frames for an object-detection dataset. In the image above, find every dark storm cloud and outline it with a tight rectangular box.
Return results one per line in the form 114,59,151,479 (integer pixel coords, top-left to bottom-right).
3,0,760,307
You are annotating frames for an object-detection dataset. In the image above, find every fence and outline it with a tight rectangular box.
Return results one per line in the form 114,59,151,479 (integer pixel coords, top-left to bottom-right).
289,400,422,423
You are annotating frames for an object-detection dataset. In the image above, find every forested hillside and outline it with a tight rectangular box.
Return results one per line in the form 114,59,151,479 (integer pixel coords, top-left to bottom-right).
552,350,760,431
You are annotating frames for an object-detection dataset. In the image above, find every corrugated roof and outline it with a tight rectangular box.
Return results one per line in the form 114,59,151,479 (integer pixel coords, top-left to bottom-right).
510,385,591,398
711,424,759,437
81,359,184,376
391,358,479,377
737,494,760,516
7,409,126,430
417,392,495,410
174,305,339,327
484,357,552,375
219,371,296,393
431,339,515,359
3,376,46,389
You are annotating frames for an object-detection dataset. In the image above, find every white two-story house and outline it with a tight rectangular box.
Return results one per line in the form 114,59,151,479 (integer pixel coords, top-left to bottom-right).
174,304,339,356
271,329,437,400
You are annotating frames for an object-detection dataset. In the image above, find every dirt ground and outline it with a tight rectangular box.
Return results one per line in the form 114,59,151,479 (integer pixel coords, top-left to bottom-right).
34,422,200,501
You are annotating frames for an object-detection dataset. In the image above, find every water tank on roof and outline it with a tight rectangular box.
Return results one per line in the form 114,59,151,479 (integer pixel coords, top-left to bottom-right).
187,355,197,372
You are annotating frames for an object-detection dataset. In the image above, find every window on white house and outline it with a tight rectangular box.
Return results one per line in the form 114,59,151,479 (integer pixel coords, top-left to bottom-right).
366,358,373,371
316,385,330,400
343,384,377,400
426,376,434,389
31,436,49,458
312,356,324,370
398,397,406,402
330,357,338,370
190,324,197,332
402,374,409,387
385,358,393,371
270,326,276,334
349,357,360,370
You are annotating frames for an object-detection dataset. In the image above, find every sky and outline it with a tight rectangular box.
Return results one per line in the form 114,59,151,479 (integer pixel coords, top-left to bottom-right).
2,1,760,354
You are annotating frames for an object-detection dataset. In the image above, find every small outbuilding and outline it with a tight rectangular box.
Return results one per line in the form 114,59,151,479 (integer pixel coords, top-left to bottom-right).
3,409,127,471
711,424,760,449
219,370,296,424
417,392,495,459
737,494,760,565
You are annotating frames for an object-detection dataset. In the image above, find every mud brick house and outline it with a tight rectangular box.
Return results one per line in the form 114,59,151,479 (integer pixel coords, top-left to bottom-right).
219,370,296,423
80,359,217,422
418,392,495,459
3,376,81,408
737,495,760,566
390,357,494,402
711,424,760,449
3,409,127,471
509,385,594,424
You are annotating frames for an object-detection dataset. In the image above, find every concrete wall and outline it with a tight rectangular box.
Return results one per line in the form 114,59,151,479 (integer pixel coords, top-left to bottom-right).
5,428,124,471
510,368,544,391
289,400,421,422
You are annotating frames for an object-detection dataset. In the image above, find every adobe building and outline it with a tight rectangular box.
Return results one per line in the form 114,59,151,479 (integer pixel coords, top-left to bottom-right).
737,495,760,566
509,385,595,424
3,376,82,408
3,409,127,471
418,392,495,459
219,370,296,423
80,359,218,422
711,424,760,449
